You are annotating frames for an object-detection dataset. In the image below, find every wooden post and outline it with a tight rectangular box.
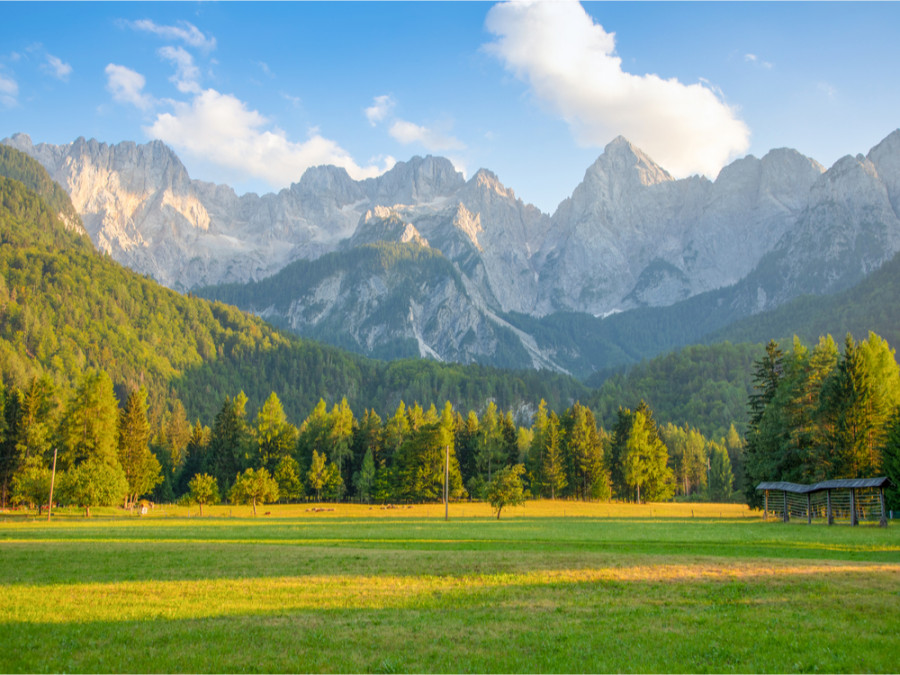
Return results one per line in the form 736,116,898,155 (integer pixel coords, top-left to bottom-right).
783,490,789,523
764,490,768,521
46,448,58,522
827,489,833,526
444,444,449,522
879,487,887,528
806,492,812,525
850,488,858,527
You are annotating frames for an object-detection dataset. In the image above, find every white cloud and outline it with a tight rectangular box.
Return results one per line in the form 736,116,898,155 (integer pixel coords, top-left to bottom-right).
105,63,155,110
146,88,393,185
43,54,72,81
745,53,773,69
128,19,216,51
484,1,750,178
365,94,395,126
0,72,18,107
388,119,465,152
159,46,201,94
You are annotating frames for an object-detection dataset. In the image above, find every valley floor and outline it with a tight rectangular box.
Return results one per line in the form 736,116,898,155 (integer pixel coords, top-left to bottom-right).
1,502,898,673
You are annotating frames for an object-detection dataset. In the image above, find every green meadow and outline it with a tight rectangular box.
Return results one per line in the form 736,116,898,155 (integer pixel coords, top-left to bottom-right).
1,503,898,673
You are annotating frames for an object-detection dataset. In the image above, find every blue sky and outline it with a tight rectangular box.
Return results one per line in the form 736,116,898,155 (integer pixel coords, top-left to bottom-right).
2,1,899,213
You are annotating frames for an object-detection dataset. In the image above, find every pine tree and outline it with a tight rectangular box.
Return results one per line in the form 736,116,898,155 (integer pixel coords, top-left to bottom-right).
542,412,566,500
882,409,900,510
254,392,298,472
118,387,162,508
58,369,120,469
708,442,734,501
526,400,549,497
209,392,252,495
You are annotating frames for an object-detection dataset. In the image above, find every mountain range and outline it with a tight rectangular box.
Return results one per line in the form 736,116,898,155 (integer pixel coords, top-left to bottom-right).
5,129,900,376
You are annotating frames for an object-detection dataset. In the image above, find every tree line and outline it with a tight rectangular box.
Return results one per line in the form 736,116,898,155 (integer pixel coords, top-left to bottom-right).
0,365,745,515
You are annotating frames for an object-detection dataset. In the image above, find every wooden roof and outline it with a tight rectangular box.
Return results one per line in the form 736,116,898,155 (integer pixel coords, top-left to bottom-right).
756,477,892,494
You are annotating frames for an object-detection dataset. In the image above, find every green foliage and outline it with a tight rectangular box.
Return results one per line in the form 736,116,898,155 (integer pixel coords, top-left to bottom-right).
744,332,900,506
58,370,120,469
541,413,566,500
58,458,128,517
186,473,220,516
486,463,526,519
208,393,252,495
118,387,161,507
590,342,763,440
614,403,674,503
11,455,52,514
714,249,900,353
273,456,304,503
254,392,298,472
0,145,81,230
708,443,734,501
353,448,376,503
882,410,900,510
229,467,279,515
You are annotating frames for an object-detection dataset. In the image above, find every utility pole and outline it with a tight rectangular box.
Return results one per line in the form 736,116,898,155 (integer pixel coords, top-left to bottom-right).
444,444,449,521
47,448,58,522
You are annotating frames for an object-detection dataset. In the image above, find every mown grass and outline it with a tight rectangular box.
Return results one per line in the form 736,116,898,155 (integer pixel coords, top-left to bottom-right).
1,501,898,673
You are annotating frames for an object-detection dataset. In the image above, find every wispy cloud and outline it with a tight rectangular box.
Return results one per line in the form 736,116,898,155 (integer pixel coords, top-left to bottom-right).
744,53,773,69
127,19,216,51
484,1,750,178
366,93,465,154
0,72,18,108
365,94,395,126
159,46,201,94
42,54,72,81
389,120,465,153
105,63,155,110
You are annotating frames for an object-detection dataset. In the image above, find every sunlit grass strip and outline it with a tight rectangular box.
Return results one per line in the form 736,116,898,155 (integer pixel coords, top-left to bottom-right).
4,561,897,624
0,499,755,521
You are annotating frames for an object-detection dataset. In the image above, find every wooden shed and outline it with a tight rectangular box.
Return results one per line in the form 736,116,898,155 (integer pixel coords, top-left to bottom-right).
756,477,893,527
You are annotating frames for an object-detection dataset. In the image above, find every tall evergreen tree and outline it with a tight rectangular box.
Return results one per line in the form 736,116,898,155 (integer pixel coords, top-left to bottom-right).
118,387,162,508
254,392,298,472
208,392,252,494
58,369,120,469
708,442,734,501
882,409,900,511
542,412,566,500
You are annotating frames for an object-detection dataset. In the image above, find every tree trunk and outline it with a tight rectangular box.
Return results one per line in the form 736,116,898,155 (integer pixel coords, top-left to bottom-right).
496,507,502,520
199,502,204,517
85,505,90,517
636,484,641,504
252,498,257,516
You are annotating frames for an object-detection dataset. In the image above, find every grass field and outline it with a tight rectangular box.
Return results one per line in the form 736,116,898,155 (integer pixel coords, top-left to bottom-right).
1,501,898,673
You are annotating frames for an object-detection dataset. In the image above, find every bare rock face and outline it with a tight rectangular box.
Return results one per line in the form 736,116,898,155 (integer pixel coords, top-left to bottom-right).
539,137,827,316
6,129,900,372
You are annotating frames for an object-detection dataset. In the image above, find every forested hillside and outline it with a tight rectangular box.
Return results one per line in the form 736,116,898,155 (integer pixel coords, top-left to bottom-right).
0,147,588,424
712,250,900,350
588,342,765,439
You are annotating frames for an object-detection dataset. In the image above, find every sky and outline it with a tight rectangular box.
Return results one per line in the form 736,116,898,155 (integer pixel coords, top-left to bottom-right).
2,1,899,214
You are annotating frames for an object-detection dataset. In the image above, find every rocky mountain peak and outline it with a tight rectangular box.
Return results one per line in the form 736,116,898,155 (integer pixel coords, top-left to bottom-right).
295,164,363,204
591,136,674,187
365,155,465,206
866,128,900,215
